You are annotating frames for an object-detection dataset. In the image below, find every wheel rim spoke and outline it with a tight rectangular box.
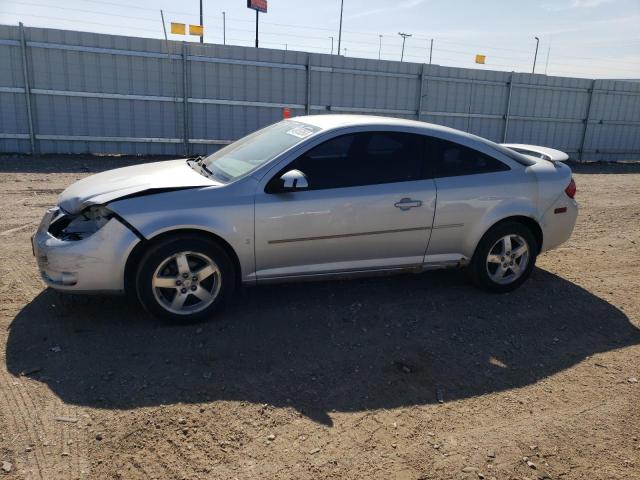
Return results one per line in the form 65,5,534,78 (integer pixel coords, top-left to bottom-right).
487,253,502,264
175,253,191,276
170,292,187,310
496,265,507,279
512,244,528,259
502,235,512,254
192,285,214,303
195,264,218,282
153,276,177,289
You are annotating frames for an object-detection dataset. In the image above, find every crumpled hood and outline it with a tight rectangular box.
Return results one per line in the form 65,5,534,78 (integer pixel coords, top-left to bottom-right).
58,159,220,214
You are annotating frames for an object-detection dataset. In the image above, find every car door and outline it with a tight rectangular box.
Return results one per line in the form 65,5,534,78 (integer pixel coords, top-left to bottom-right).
253,130,437,280
424,135,537,264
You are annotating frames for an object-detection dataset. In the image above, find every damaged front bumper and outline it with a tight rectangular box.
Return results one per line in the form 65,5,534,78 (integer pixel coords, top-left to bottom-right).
32,207,141,293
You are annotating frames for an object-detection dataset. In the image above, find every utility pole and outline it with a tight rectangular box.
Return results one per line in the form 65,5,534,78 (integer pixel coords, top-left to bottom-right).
337,0,344,56
199,0,203,43
398,32,411,62
532,36,539,74
343,47,347,56
429,38,433,64
222,11,226,45
378,34,382,60
329,36,334,55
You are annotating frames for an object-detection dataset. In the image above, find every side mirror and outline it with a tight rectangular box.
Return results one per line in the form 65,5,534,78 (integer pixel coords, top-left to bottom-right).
279,169,309,191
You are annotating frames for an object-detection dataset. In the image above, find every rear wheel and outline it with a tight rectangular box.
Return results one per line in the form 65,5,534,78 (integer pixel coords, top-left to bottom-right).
469,222,537,292
135,235,235,323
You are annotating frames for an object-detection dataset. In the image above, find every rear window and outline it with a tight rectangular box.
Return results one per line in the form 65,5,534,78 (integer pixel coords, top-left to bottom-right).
427,137,511,178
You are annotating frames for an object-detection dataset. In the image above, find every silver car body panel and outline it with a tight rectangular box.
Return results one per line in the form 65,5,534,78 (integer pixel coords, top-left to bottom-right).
58,159,220,214
33,115,578,291
32,212,140,292
107,180,258,285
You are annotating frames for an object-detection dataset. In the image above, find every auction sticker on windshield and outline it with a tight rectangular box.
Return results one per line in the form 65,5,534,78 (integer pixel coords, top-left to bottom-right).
286,126,315,139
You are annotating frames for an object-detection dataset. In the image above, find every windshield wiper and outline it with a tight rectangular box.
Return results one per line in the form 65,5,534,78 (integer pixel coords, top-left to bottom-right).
201,163,214,176
186,157,228,182
186,157,210,178
187,155,207,165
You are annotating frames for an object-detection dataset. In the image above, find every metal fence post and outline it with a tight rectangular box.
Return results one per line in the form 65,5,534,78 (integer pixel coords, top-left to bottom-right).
182,42,189,155
416,64,425,121
579,79,596,163
18,22,36,154
466,80,474,132
502,72,514,142
305,55,311,115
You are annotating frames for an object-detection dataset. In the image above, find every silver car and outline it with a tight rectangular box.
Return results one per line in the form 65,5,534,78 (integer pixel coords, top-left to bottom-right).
32,115,578,322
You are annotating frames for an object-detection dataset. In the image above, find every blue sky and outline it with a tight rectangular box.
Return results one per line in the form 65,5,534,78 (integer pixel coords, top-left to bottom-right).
1,0,639,78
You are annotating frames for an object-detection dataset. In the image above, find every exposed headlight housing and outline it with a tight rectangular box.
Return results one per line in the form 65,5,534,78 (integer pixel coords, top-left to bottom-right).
48,206,114,241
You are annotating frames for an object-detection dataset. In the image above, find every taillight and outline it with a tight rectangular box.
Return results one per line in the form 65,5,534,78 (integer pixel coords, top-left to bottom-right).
565,177,576,199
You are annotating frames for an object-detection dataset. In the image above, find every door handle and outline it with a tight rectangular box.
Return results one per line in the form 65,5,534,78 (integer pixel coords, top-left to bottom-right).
394,198,422,210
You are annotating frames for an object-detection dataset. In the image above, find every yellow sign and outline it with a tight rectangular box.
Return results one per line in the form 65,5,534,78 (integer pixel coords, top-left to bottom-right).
189,24,204,36
170,22,186,35
475,54,486,64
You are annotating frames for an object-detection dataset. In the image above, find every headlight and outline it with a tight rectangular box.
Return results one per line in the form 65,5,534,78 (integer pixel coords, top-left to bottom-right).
48,206,114,241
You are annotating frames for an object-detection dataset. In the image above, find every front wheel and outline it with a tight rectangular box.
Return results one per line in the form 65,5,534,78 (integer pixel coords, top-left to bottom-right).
135,235,235,323
469,222,537,293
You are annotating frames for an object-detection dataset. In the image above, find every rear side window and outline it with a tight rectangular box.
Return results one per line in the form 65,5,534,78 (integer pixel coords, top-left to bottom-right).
427,137,510,178
282,131,424,190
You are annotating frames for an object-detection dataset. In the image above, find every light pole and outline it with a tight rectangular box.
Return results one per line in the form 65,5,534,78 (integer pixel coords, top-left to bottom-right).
199,0,203,43
337,0,344,56
544,46,551,75
429,38,433,64
255,9,259,48
343,47,347,56
329,36,334,55
398,32,411,62
532,36,540,74
378,34,382,60
222,11,226,45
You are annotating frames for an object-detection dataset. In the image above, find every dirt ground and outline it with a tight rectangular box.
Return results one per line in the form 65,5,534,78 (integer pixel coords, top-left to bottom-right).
0,155,638,480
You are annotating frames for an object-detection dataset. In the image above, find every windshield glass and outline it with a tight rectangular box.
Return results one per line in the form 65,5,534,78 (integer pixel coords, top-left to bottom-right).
201,120,321,183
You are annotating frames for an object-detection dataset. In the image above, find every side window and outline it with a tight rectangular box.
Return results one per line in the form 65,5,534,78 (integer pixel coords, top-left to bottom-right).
427,137,510,178
279,131,424,191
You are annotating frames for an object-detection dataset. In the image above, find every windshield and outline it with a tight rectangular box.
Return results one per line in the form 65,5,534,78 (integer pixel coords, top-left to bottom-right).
201,120,321,183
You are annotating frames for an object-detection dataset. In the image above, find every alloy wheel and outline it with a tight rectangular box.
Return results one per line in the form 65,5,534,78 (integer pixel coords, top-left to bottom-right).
151,251,221,315
485,234,530,285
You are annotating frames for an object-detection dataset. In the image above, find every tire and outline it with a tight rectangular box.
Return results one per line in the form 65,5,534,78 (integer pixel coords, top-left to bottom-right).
469,221,538,293
135,234,236,323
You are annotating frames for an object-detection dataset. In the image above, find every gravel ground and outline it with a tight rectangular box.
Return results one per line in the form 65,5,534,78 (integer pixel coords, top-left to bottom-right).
0,156,638,480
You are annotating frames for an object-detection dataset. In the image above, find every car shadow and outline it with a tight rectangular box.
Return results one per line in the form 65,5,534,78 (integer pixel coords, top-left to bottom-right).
6,268,640,426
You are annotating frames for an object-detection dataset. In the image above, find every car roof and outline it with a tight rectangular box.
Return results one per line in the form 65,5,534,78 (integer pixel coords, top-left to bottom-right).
292,114,534,167
293,114,473,140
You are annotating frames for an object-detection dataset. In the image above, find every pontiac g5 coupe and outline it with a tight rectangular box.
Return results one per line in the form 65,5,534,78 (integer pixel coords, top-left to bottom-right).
33,115,578,322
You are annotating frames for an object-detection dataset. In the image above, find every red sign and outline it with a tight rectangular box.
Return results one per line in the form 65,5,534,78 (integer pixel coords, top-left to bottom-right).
247,0,267,13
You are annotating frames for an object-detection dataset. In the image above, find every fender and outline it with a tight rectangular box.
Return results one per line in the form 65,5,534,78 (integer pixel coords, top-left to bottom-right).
107,182,257,283
462,198,540,258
